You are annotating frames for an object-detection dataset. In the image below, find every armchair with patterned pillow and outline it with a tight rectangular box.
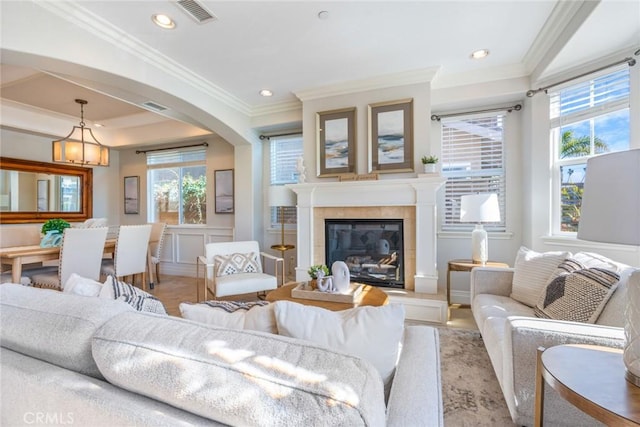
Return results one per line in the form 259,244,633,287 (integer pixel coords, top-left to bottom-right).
196,240,283,301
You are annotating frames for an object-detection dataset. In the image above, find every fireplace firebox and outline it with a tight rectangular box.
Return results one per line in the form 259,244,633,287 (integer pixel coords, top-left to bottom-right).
325,219,404,288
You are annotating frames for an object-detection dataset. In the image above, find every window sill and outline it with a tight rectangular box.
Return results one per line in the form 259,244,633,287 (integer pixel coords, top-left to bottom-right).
541,235,640,252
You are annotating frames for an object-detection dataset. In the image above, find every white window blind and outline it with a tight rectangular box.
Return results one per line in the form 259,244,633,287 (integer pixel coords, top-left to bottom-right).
440,113,506,232
549,67,630,233
269,134,303,227
146,147,206,168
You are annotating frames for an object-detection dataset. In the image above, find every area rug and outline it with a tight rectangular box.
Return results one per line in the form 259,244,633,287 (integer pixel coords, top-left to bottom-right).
437,327,515,426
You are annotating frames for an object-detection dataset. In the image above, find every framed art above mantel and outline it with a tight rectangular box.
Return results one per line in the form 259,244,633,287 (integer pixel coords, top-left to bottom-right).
316,107,356,177
368,99,414,173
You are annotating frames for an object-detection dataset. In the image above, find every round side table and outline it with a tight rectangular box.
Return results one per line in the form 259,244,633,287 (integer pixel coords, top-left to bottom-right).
447,259,509,307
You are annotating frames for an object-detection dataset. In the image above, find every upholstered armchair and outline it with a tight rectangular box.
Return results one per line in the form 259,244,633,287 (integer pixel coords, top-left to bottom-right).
196,240,283,301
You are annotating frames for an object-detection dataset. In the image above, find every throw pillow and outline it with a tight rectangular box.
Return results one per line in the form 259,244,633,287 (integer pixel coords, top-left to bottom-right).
214,252,262,276
510,246,570,307
273,301,405,396
63,273,103,296
534,258,620,323
99,275,167,315
179,300,277,333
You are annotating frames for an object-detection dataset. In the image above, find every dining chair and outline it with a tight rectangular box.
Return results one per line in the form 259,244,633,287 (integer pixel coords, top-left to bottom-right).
76,217,108,228
196,240,283,301
101,224,152,290
147,222,167,289
30,227,109,290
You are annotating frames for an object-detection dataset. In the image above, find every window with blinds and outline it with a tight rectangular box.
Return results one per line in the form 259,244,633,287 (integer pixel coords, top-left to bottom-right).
549,68,630,233
440,113,506,232
146,147,207,225
269,134,303,228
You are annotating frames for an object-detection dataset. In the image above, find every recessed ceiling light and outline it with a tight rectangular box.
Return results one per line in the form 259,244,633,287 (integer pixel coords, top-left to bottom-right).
94,123,104,128
470,49,490,60
152,14,176,29
259,89,273,97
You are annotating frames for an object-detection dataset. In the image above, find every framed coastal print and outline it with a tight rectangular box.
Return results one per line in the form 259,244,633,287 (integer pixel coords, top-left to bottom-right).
368,99,413,173
316,107,356,177
124,176,140,214
215,169,234,214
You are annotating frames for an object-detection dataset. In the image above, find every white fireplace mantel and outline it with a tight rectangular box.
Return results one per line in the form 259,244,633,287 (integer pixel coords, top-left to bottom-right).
288,176,446,294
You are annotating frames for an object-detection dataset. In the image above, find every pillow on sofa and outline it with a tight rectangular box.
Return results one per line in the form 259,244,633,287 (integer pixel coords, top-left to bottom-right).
510,246,570,307
92,312,385,426
179,300,277,333
214,252,262,276
63,273,102,296
273,301,405,393
534,258,620,323
0,283,133,379
100,275,167,315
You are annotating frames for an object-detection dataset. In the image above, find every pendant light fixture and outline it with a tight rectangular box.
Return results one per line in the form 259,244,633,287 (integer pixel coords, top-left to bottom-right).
52,99,110,167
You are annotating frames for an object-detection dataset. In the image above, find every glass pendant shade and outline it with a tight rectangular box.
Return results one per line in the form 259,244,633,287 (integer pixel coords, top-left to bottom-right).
52,99,110,167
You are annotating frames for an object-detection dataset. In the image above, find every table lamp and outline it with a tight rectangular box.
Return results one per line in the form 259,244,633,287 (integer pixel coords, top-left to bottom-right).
460,193,501,264
577,149,640,387
269,186,296,283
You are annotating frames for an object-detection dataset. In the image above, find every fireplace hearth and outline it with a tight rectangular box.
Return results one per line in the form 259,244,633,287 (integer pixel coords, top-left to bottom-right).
325,219,404,288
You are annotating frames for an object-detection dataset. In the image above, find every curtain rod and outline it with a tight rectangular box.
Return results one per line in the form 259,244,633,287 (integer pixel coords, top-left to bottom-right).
526,49,639,97
431,104,521,121
259,131,302,140
136,142,209,154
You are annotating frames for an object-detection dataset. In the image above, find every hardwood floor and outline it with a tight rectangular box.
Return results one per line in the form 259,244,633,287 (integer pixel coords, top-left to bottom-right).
148,274,478,330
147,275,259,317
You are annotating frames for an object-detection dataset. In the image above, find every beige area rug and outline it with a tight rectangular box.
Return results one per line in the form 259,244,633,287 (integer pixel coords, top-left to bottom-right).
436,327,515,426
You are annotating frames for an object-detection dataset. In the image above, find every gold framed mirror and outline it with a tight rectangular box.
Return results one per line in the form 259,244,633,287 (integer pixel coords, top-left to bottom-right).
0,157,93,224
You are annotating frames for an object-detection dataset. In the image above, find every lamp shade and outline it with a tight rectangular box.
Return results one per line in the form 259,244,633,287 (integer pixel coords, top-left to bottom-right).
269,186,296,207
577,149,640,245
460,193,501,223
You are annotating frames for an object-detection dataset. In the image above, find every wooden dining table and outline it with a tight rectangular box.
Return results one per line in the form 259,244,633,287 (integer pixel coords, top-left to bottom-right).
0,240,117,284
1,237,159,288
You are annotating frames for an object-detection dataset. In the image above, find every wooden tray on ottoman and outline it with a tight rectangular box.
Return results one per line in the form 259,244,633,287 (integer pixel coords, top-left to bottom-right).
291,282,364,304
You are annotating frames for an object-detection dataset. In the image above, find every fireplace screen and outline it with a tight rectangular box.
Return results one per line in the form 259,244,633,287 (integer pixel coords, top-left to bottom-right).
325,219,404,288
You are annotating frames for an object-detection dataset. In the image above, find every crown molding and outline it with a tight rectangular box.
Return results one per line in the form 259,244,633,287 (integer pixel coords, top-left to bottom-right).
523,1,599,80
294,67,440,102
35,1,252,116
431,63,529,90
250,100,302,117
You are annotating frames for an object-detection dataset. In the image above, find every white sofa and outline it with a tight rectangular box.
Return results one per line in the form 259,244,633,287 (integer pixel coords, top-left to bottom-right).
470,251,636,427
0,284,444,426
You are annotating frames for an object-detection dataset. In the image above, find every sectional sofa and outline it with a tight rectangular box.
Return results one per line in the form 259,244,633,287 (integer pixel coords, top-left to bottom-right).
0,283,443,426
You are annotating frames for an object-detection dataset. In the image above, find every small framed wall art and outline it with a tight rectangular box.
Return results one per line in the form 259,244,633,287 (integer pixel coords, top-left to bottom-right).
368,98,414,173
215,169,234,214
316,107,356,177
124,176,140,214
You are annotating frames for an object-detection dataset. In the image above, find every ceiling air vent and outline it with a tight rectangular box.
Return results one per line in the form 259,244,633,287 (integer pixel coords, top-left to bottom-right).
176,0,217,24
142,101,168,112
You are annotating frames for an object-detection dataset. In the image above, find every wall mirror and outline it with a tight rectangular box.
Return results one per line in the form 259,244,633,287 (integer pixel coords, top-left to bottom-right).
0,157,93,224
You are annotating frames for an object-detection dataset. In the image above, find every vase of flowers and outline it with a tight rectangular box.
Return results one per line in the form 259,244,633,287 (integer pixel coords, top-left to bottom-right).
40,218,70,247
421,155,438,174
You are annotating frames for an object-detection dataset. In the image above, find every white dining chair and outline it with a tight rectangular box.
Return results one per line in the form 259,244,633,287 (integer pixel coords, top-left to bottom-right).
76,217,108,228
196,240,283,302
101,224,152,290
30,227,108,290
147,222,167,289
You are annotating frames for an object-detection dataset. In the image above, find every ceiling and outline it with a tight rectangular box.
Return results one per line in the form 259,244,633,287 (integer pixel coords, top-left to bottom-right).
1,0,639,148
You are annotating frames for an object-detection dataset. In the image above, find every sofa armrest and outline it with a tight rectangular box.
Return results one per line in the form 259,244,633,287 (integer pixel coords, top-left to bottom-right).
504,316,624,426
470,267,514,300
387,326,443,427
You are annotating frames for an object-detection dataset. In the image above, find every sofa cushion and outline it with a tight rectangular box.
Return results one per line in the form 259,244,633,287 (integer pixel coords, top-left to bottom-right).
214,252,262,276
63,273,103,297
99,275,167,315
0,283,133,379
472,293,535,334
534,259,620,323
510,246,570,307
179,300,277,333
273,301,405,395
92,312,385,427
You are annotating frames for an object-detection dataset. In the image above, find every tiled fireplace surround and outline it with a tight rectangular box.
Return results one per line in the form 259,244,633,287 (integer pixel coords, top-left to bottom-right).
289,176,448,323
